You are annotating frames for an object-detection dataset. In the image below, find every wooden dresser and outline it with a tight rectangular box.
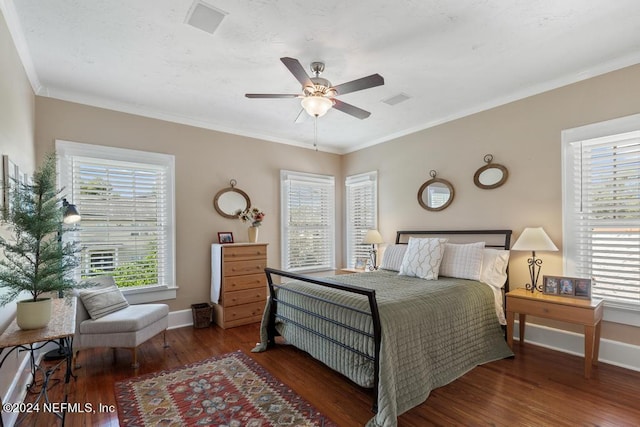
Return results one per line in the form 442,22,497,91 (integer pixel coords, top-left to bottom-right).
211,243,268,328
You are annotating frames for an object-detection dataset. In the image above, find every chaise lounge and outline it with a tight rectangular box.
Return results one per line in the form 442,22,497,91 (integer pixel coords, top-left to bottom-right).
73,276,169,369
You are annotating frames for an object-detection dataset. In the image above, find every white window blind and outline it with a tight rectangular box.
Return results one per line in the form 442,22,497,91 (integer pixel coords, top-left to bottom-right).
281,170,335,272
345,171,377,268
563,127,640,309
56,141,175,292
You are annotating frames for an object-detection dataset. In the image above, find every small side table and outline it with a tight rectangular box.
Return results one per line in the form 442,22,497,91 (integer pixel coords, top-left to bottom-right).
0,298,77,425
506,288,603,378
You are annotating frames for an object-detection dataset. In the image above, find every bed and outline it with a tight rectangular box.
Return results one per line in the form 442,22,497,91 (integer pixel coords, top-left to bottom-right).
252,230,514,427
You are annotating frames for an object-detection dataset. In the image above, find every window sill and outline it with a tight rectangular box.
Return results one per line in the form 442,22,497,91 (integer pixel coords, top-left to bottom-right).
122,285,178,304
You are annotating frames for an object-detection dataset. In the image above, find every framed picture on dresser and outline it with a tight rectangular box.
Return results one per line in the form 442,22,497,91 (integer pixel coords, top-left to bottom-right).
218,232,234,244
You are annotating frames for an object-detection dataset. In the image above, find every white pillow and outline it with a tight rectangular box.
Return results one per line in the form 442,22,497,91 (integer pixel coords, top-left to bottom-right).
379,244,407,272
439,242,485,281
78,284,129,320
398,237,448,280
480,248,510,288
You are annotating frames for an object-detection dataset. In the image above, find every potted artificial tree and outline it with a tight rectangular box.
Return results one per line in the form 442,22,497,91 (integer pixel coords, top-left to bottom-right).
0,153,80,330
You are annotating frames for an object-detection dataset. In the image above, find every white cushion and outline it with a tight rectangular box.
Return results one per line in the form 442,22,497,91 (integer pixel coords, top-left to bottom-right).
379,245,407,272
398,237,448,280
79,304,169,334
439,242,485,281
78,285,129,320
480,248,510,288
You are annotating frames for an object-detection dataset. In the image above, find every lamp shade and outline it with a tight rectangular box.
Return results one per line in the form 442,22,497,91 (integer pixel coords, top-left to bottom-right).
62,198,81,224
301,95,333,117
363,229,384,245
512,227,558,252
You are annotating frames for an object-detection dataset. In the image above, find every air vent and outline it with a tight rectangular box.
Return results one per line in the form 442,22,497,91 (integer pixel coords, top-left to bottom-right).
382,93,411,106
185,1,227,35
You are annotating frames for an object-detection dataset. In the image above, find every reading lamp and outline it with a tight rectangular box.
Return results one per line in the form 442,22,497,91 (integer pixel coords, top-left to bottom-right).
511,227,558,292
62,198,81,224
44,199,81,361
363,229,384,270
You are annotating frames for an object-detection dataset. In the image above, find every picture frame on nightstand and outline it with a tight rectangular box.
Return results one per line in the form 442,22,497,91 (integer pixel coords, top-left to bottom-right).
354,257,368,270
543,275,591,299
574,278,592,299
542,276,559,295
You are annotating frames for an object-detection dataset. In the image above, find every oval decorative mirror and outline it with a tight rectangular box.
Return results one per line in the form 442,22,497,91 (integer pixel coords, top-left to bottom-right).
474,154,509,189
418,170,455,211
213,179,251,219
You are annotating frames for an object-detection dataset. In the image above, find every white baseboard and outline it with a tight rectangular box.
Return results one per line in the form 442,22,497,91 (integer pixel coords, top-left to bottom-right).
168,308,195,330
514,320,640,372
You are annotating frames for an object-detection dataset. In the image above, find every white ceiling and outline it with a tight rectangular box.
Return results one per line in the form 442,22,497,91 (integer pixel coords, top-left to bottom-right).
3,0,640,153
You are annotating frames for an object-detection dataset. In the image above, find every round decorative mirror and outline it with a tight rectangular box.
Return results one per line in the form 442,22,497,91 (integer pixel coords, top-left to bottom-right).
213,179,251,219
418,170,455,211
474,154,509,189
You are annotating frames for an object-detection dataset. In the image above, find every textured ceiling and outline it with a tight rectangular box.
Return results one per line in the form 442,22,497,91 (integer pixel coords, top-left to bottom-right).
3,0,640,153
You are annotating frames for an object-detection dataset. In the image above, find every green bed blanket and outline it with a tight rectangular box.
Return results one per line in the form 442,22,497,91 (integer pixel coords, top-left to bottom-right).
252,270,513,427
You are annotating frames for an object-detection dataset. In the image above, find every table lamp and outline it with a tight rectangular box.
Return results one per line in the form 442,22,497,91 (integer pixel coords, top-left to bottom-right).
363,229,384,270
511,227,558,292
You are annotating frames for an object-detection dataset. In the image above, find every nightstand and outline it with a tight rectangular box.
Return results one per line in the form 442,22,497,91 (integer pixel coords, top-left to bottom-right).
506,288,604,378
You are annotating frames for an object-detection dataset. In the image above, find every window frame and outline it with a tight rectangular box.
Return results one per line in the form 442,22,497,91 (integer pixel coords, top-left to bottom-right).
56,140,177,304
562,114,640,327
280,170,335,272
345,171,378,269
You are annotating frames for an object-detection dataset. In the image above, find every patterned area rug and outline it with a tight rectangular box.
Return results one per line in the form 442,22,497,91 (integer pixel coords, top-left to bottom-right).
114,350,336,426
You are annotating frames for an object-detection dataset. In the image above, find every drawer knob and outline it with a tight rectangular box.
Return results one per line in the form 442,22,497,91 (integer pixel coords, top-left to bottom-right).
543,308,549,313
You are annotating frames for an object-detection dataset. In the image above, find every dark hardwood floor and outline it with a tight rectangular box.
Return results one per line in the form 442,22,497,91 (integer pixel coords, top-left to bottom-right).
15,322,640,426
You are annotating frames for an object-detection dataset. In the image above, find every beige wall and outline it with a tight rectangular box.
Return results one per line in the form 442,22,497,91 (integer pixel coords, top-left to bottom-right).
343,64,640,345
0,11,34,174
0,7,36,403
34,97,343,312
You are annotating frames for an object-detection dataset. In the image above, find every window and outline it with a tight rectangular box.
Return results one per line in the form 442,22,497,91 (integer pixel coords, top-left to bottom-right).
56,140,176,303
87,248,117,274
345,171,378,268
562,115,640,317
281,170,335,272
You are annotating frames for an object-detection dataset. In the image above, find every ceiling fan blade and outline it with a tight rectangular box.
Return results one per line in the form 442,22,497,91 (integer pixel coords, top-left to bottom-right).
280,57,313,88
332,99,371,119
332,74,384,96
245,94,300,98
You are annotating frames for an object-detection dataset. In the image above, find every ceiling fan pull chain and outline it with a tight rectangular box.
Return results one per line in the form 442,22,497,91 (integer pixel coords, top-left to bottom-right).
314,115,318,151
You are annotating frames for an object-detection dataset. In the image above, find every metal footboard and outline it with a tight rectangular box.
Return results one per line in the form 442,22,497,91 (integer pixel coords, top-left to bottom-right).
264,267,382,412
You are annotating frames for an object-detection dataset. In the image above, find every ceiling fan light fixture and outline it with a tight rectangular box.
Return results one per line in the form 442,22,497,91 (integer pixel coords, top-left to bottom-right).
301,95,333,117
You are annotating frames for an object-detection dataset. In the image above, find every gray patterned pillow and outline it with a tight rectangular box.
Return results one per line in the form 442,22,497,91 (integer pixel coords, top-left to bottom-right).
398,237,448,279
379,244,407,271
78,285,129,319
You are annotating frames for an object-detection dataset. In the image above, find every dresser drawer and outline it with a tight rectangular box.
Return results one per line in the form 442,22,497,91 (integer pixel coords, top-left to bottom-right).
223,287,267,307
224,273,266,292
508,297,597,325
224,259,266,277
223,301,265,322
224,244,267,261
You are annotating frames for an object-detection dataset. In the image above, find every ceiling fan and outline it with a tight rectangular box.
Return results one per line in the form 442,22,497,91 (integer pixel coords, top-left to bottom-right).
246,57,384,120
